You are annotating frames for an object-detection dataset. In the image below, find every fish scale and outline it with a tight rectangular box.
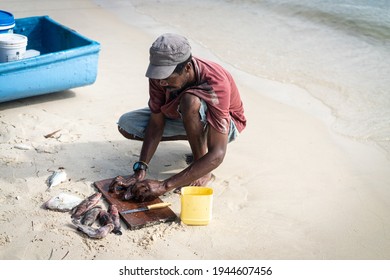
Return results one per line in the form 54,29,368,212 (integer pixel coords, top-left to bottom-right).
71,192,102,219
81,206,102,226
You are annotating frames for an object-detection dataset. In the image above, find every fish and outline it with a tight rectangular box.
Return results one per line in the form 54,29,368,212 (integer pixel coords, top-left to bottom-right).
108,176,131,194
72,219,114,239
108,176,122,194
122,188,134,200
80,206,102,226
44,192,83,212
46,167,67,190
70,192,102,220
108,204,122,235
98,209,113,227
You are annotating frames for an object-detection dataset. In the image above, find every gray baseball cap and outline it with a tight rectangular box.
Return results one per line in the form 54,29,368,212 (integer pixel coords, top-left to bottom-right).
145,33,191,79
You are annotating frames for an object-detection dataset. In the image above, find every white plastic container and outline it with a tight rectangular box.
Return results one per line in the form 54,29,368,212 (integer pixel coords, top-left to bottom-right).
0,33,28,63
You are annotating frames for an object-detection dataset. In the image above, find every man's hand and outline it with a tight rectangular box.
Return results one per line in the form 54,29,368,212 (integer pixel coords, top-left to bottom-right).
108,170,146,195
131,179,167,201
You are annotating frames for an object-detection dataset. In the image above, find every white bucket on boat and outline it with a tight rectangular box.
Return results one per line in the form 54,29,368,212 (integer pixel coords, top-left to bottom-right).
0,33,28,63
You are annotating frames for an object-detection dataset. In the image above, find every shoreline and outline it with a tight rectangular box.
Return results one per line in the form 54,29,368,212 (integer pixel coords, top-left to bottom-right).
108,0,390,160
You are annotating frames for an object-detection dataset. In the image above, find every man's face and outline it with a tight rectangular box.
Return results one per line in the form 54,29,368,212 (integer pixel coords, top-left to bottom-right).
156,63,191,92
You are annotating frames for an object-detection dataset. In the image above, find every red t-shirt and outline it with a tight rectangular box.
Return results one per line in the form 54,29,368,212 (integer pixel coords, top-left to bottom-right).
148,57,246,134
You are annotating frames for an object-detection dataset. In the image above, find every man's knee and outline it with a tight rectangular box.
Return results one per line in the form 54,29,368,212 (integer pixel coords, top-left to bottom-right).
118,125,130,138
118,126,143,141
179,93,201,117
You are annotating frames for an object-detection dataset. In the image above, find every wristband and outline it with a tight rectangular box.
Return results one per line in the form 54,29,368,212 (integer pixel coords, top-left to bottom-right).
133,161,148,172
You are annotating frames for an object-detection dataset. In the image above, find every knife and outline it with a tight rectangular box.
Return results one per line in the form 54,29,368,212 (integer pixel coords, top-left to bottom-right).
120,202,172,214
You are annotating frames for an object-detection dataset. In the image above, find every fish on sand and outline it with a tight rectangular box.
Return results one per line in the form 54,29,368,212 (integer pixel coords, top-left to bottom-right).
46,167,67,190
80,206,102,226
98,209,113,227
108,204,122,235
44,192,83,212
72,219,114,239
71,192,102,219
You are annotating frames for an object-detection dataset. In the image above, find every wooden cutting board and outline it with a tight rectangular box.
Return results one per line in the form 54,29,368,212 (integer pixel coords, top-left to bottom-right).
93,178,177,230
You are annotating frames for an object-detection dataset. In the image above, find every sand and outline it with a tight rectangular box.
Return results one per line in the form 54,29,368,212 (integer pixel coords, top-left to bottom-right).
1,0,390,265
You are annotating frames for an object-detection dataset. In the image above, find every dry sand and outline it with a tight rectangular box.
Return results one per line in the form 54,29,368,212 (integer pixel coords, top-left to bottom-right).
1,0,390,262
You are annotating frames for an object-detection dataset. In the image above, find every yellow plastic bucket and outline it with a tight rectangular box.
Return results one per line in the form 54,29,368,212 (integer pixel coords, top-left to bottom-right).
180,186,213,225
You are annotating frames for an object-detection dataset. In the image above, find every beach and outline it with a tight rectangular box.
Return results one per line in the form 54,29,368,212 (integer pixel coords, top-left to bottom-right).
1,0,390,264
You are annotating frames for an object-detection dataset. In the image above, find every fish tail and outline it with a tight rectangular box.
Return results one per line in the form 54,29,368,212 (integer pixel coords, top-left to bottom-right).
71,219,81,226
112,229,123,235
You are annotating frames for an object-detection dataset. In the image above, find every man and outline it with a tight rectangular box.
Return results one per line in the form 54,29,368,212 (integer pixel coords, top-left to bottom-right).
115,33,246,201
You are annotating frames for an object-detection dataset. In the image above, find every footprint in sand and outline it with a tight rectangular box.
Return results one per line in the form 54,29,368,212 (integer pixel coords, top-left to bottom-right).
0,121,16,143
218,176,249,211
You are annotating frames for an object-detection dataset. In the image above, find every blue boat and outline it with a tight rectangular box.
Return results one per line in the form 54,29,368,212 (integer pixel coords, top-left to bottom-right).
0,16,100,103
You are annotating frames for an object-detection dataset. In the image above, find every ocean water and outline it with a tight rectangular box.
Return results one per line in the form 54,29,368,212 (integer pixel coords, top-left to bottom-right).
104,0,390,156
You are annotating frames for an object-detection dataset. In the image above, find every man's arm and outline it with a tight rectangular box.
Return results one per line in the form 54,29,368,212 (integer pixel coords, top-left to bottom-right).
163,125,228,191
115,112,165,192
131,125,228,200
139,112,166,164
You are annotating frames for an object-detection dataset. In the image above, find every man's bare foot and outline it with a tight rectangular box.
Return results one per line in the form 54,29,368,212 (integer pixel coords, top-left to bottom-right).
173,173,216,194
